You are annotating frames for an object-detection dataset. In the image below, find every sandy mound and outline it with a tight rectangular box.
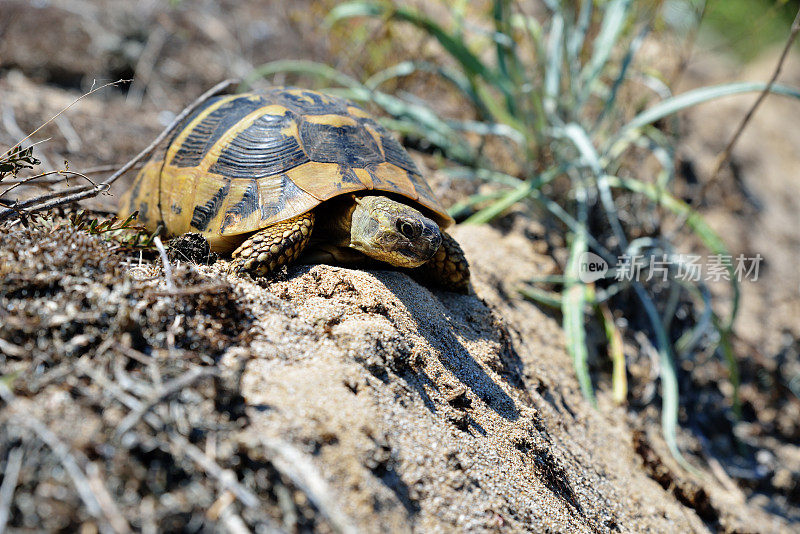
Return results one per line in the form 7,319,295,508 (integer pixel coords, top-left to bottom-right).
3,212,789,532
215,221,791,532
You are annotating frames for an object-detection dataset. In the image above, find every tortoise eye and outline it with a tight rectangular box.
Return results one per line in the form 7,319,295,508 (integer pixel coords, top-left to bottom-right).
396,219,420,239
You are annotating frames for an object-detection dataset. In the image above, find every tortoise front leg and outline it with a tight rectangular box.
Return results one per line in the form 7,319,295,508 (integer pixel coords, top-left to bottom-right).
231,212,314,277
409,232,470,293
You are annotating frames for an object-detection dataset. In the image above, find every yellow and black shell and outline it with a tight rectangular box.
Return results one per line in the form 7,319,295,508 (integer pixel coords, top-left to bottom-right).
119,88,453,252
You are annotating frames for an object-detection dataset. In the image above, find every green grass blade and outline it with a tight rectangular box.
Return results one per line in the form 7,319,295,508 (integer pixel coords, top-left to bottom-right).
578,0,633,109
561,123,601,173
463,166,561,224
447,190,507,219
544,11,565,117
567,0,593,99
462,180,535,225
541,0,559,11
391,7,493,82
466,80,526,132
598,299,627,405
519,285,563,308
609,82,800,153
674,281,714,358
364,60,491,117
632,282,694,472
634,130,675,189
526,274,569,285
562,171,595,405
527,187,616,264
447,118,525,144
716,322,742,419
567,0,593,63
618,235,693,467
326,0,384,22
491,0,525,118
509,11,548,136
493,0,511,81
240,59,362,91
328,1,513,106
440,167,523,187
328,2,485,76
561,123,629,249
605,175,738,320
594,24,649,129
609,175,742,420
564,229,595,405
681,280,741,418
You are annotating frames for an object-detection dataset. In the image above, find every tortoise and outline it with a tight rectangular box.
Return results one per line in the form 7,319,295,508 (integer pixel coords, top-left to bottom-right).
118,87,469,291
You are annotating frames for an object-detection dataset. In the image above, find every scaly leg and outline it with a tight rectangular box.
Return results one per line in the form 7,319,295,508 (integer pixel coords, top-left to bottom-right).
231,212,314,276
409,232,470,292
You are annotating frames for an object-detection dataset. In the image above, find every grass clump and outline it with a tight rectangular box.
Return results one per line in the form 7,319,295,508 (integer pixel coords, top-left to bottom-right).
69,210,158,252
246,0,796,467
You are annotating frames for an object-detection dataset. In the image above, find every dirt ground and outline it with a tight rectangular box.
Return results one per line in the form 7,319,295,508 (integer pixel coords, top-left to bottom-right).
1,1,798,532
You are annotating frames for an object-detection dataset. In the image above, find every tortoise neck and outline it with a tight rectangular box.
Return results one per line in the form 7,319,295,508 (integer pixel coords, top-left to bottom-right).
313,195,360,244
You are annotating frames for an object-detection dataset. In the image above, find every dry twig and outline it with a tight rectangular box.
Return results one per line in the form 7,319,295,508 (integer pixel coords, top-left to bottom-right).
76,361,263,513
127,26,170,107
0,384,113,533
0,184,94,215
2,105,54,171
86,462,133,534
1,80,126,162
260,437,360,534
171,434,261,510
709,7,800,181
147,282,229,297
0,169,98,199
0,337,26,357
153,236,175,291
0,164,141,185
0,446,24,532
115,366,217,437
0,78,239,223
667,1,708,89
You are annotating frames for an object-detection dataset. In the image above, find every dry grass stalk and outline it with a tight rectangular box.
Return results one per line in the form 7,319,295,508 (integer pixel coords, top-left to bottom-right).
0,384,114,532
0,446,24,531
0,78,240,223
709,6,800,181
0,80,125,163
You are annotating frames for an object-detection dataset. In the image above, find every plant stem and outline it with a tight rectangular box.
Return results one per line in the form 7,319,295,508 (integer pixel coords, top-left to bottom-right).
709,6,800,181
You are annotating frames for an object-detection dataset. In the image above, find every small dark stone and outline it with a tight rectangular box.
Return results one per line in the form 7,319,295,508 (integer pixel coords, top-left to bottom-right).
446,386,472,409
167,233,218,265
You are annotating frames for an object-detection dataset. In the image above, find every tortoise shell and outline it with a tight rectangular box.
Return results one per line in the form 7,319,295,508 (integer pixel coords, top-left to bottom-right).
119,88,453,252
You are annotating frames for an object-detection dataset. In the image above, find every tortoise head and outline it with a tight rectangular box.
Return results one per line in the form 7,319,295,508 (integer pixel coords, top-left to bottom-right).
349,195,442,268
